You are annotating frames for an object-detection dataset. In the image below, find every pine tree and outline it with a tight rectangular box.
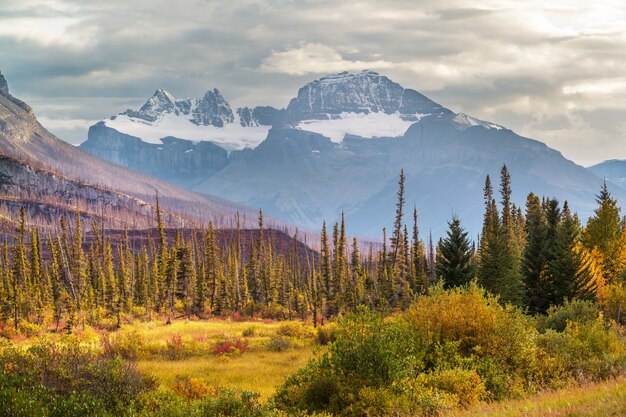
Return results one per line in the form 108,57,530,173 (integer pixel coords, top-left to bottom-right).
411,207,429,294
522,192,548,314
435,216,475,288
499,165,525,306
11,207,29,330
479,175,504,295
549,202,597,302
320,221,332,314
582,182,626,283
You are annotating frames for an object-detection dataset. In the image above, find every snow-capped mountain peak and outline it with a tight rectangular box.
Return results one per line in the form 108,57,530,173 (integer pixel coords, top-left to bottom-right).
285,70,452,122
191,88,234,127
103,88,273,151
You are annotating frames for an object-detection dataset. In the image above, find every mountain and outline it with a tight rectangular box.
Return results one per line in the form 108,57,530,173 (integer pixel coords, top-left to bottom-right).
81,70,622,237
81,88,283,186
0,70,261,230
588,160,626,189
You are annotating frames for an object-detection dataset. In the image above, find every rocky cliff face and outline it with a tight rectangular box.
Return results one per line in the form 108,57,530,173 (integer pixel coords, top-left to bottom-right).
0,71,8,96
82,123,229,186
0,154,164,228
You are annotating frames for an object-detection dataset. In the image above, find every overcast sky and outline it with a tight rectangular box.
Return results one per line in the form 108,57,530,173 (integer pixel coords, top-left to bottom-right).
1,0,625,166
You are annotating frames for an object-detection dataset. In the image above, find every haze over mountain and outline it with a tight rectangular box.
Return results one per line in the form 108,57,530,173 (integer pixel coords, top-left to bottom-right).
589,160,626,190
0,70,261,230
81,70,624,237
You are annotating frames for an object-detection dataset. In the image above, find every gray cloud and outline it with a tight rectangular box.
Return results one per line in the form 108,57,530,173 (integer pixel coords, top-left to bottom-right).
0,0,625,165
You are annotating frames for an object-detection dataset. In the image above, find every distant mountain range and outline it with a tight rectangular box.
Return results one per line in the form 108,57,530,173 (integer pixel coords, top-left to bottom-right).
0,70,262,230
589,160,626,189
78,70,626,236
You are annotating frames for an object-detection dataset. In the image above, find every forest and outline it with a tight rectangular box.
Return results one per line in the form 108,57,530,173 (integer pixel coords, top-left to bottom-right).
0,165,625,416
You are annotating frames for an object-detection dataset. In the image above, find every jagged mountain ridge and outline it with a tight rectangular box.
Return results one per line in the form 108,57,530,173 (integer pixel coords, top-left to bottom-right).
0,71,262,230
80,70,622,236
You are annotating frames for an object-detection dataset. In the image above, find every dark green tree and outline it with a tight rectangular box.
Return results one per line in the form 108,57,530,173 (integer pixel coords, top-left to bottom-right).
436,216,475,288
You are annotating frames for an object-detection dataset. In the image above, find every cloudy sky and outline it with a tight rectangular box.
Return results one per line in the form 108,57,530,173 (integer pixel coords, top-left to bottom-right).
1,0,625,166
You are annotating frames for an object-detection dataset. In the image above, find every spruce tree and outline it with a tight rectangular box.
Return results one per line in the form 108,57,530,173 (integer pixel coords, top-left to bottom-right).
582,182,626,283
522,192,548,314
435,216,475,288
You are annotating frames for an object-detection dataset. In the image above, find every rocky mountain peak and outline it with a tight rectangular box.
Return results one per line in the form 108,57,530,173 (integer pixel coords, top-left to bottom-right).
191,88,234,127
285,70,451,122
0,71,8,96
140,89,176,119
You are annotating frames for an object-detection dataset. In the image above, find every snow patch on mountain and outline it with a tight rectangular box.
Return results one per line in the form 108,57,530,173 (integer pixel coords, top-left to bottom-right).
104,112,270,151
453,113,503,131
295,111,425,142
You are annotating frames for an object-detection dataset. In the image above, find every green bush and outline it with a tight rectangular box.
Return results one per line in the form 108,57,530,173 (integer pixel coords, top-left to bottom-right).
0,340,155,415
274,284,626,416
267,336,292,352
242,325,257,337
538,317,626,382
540,299,601,332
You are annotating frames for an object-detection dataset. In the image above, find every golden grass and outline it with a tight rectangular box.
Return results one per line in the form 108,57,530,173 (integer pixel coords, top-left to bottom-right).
138,348,319,400
122,319,322,400
6,318,323,400
445,377,626,417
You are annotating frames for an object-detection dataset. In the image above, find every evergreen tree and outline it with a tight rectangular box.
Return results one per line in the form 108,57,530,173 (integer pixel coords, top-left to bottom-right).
582,182,626,283
499,165,525,306
522,192,548,314
549,202,597,302
435,216,475,288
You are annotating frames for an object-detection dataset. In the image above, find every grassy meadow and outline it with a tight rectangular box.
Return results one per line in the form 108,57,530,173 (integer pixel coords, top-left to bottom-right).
1,287,625,416
126,320,323,399
4,318,326,401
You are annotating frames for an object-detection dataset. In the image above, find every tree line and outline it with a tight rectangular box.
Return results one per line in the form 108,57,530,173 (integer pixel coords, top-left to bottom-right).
1,166,625,332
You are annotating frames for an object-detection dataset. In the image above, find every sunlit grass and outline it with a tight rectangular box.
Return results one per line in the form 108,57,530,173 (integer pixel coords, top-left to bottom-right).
6,318,324,400
110,318,322,400
138,347,320,400
445,377,626,417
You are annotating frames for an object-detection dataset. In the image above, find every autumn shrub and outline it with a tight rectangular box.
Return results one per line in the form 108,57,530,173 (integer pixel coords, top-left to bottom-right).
102,329,146,360
267,336,292,352
17,320,43,338
0,324,18,340
165,334,186,360
212,338,249,356
173,375,217,399
277,322,317,340
538,316,626,382
316,322,338,346
417,368,485,408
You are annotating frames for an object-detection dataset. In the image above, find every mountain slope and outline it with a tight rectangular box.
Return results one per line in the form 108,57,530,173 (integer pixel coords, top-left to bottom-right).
80,70,621,236
0,71,259,229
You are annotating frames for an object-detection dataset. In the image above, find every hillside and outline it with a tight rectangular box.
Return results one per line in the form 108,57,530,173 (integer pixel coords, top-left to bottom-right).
0,71,262,229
